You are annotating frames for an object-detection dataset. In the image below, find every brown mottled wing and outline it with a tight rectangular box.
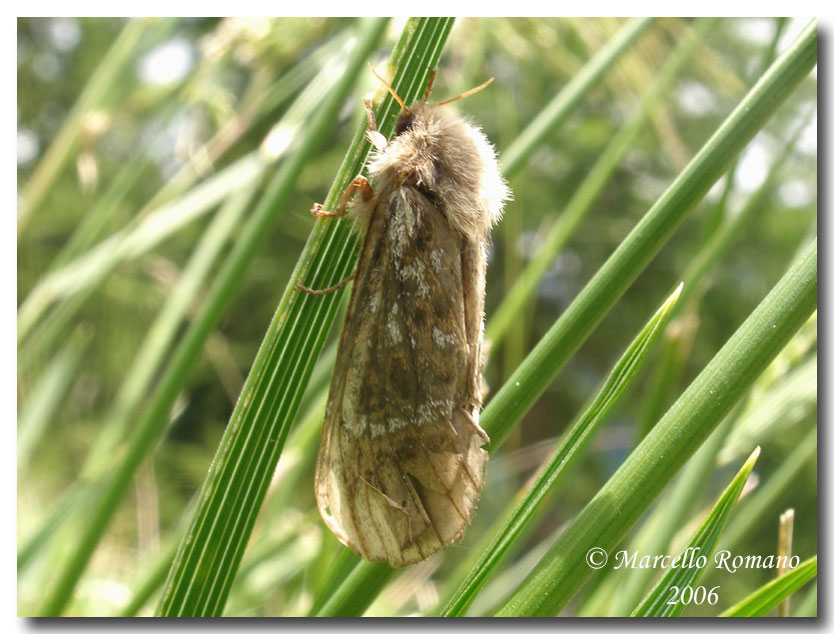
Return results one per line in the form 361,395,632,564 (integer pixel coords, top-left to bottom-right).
315,186,489,567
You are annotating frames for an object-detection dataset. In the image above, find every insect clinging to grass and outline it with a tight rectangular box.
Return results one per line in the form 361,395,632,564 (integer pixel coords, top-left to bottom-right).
297,64,510,566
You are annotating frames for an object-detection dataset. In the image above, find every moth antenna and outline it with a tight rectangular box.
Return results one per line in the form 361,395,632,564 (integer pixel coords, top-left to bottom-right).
422,68,437,102
434,77,495,106
368,63,410,115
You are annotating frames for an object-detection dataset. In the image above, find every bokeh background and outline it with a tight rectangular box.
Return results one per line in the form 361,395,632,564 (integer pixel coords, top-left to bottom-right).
18,17,817,616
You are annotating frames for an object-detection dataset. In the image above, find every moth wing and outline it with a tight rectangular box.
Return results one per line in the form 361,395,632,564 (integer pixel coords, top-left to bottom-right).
315,187,489,567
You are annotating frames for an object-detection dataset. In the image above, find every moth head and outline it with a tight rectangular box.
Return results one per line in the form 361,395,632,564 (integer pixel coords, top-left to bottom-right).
394,112,416,137
368,64,494,139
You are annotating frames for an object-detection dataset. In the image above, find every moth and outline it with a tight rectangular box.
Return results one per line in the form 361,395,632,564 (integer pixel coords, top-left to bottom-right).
297,66,510,567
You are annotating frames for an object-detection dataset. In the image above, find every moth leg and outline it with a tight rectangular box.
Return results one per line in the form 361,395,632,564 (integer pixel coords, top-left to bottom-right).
295,270,356,296
310,175,374,219
364,97,388,151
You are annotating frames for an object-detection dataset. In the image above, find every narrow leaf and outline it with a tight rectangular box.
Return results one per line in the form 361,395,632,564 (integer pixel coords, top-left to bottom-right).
496,238,816,616
720,556,817,617
631,447,761,616
440,284,683,616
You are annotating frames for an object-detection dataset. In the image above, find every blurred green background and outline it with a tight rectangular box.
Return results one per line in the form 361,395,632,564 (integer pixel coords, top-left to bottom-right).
17,17,816,616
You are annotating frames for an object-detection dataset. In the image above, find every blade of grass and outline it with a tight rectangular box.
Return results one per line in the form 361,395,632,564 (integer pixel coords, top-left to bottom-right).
488,17,712,346
673,104,818,312
18,18,170,237
482,18,817,450
315,560,394,618
719,556,817,617
777,508,795,616
719,354,816,464
605,402,743,616
500,17,653,175
49,154,156,270
155,17,454,618
496,238,816,616
717,426,816,554
702,17,788,239
18,184,258,573
82,185,258,477
17,39,351,346
607,104,817,612
37,17,391,617
17,327,90,466
439,284,683,616
793,581,817,617
631,447,760,616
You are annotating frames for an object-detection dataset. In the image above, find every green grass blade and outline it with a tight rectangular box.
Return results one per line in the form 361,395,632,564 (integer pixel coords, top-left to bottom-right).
36,17,391,618
604,105,817,614
482,19,817,449
718,427,817,554
155,17,456,618
496,238,816,616
794,581,817,617
17,45,346,346
316,561,394,617
440,284,683,617
82,186,257,477
674,105,818,313
604,405,741,616
634,106,817,443
500,17,653,176
719,354,816,465
17,328,90,466
719,556,817,617
631,447,760,617
18,18,162,237
117,538,179,617
487,17,710,346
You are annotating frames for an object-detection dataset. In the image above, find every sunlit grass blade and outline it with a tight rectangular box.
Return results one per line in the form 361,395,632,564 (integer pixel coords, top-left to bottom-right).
439,284,683,616
600,405,742,616
18,18,173,237
718,427,816,554
154,17,455,618
794,581,817,617
634,106,816,443
719,354,816,465
82,186,257,476
631,447,761,617
500,17,653,175
487,17,711,346
602,108,817,614
482,19,817,449
673,105,817,313
17,328,90,466
719,556,817,617
18,178,257,575
36,17,391,618
315,560,394,617
496,239,816,616
48,154,156,271
17,39,353,346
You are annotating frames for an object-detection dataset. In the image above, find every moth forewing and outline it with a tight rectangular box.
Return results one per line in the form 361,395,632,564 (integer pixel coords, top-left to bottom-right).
307,71,510,567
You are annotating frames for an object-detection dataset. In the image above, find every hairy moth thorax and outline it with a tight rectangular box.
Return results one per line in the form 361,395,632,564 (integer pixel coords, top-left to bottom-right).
300,67,510,567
